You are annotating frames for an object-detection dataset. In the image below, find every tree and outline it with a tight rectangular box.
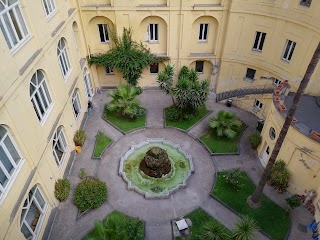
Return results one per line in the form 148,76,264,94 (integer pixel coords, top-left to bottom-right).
232,216,259,240
107,84,144,119
88,28,169,86
209,110,242,139
157,64,175,105
248,42,320,206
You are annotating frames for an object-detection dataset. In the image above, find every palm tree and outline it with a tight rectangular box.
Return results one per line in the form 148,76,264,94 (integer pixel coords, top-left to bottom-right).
209,110,242,139
248,42,320,206
107,84,141,118
200,221,231,240
157,64,175,105
232,216,259,240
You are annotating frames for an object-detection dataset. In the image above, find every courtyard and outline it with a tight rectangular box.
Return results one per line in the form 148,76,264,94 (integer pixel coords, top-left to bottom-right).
49,90,313,240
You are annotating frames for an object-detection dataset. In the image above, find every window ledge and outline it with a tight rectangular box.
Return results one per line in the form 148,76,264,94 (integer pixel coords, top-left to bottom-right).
148,40,159,44
63,68,73,82
252,49,262,53
58,146,69,170
0,159,25,206
45,9,58,22
40,103,55,127
11,35,32,56
243,77,255,83
106,73,114,75
281,58,290,64
100,41,110,44
198,40,208,43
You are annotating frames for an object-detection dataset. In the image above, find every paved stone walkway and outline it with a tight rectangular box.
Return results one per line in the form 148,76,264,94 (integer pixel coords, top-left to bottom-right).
49,90,313,240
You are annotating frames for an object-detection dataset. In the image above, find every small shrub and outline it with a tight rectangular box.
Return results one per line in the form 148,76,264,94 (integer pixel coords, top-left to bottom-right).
74,130,86,146
249,132,262,149
270,160,291,192
74,178,107,212
79,168,87,179
232,216,259,240
223,168,243,191
200,221,230,240
54,179,71,202
286,195,301,209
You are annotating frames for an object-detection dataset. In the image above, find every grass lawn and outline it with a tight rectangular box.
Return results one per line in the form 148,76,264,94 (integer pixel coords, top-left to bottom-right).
212,171,290,240
104,107,146,132
165,106,209,131
200,123,246,153
176,208,230,239
93,132,111,158
84,211,143,240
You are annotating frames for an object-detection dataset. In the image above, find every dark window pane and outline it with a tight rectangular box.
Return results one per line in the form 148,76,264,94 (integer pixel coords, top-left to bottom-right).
155,24,158,40
104,25,109,41
199,24,203,40
288,42,296,61
98,24,104,42
283,40,291,59
150,24,154,40
253,32,260,49
246,68,256,79
203,24,208,40
259,33,266,50
150,63,159,73
196,61,204,73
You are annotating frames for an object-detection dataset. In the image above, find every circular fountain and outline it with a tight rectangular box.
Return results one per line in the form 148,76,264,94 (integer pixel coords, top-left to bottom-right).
119,139,194,199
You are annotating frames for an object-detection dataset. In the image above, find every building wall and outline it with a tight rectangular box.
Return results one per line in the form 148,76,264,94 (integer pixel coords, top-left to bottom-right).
1,0,320,239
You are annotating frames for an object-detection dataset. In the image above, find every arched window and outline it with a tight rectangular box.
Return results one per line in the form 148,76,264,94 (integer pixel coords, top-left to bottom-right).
0,0,29,50
42,0,56,17
20,185,47,239
83,68,93,98
53,126,68,166
72,89,82,119
57,38,71,79
29,70,52,122
0,125,22,200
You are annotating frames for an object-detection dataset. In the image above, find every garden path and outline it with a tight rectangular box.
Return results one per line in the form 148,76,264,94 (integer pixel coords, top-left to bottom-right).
48,90,313,240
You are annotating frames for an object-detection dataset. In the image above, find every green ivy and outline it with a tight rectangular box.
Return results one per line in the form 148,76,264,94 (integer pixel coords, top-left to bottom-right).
88,28,169,86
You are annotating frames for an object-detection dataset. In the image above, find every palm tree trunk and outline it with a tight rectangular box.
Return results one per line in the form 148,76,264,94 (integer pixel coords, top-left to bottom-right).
248,42,320,206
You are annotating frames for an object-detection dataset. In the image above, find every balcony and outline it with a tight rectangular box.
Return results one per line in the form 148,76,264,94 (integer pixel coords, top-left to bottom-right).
273,81,320,143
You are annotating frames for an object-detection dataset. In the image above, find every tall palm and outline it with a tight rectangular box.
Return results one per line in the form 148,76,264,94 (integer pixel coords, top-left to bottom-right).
107,84,141,118
209,110,242,139
200,221,231,240
248,42,320,205
232,216,259,240
190,80,209,114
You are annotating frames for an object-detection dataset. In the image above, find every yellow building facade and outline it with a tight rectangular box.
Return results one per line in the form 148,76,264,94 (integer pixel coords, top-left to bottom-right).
0,0,319,239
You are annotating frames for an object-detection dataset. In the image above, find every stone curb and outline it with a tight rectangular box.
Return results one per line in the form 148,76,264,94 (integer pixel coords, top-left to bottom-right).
91,131,114,160
210,171,292,240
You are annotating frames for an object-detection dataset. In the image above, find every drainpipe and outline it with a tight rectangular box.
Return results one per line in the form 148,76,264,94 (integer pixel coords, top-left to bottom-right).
178,0,183,71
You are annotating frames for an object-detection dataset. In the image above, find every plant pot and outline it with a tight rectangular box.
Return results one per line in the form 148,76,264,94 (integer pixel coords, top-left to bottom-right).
75,146,82,154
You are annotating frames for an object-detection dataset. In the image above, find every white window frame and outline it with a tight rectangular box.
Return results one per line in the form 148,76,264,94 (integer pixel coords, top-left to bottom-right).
83,68,94,99
252,31,266,52
57,38,72,80
30,70,53,124
97,24,109,43
282,40,296,62
254,99,263,110
0,125,23,203
41,0,56,19
52,126,68,167
195,61,204,73
105,66,114,75
20,185,47,240
72,89,82,120
198,23,209,42
0,0,30,52
273,78,282,86
148,23,158,42
300,0,312,7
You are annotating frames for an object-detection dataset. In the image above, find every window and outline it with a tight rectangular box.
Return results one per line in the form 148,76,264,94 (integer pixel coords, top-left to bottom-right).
254,99,263,109
52,126,68,166
195,61,204,73
105,66,114,75
245,68,256,81
273,78,282,86
0,0,29,50
0,126,22,201
83,68,93,98
269,127,276,140
72,89,81,120
148,24,158,42
57,38,71,79
20,185,47,240
150,63,159,74
300,0,312,7
282,40,296,62
42,0,56,17
252,32,266,51
30,70,53,122
199,23,208,41
98,24,109,43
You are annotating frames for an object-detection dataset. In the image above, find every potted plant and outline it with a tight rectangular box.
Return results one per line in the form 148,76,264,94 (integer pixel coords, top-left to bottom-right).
73,130,86,153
